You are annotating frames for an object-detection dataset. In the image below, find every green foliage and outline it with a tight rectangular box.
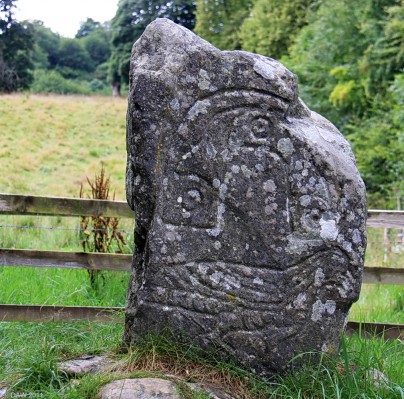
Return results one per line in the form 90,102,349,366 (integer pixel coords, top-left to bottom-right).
280,0,403,204
364,0,404,94
30,19,111,93
0,0,35,92
109,0,196,90
31,21,60,69
75,17,103,38
119,331,404,399
0,0,13,32
285,0,371,125
76,18,111,68
239,0,316,59
284,0,401,125
82,32,111,66
195,0,252,49
0,322,123,395
346,75,404,202
1,324,403,398
58,37,94,73
30,69,92,94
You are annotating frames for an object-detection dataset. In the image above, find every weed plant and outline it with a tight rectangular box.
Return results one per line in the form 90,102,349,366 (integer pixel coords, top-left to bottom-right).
79,164,127,288
79,165,126,255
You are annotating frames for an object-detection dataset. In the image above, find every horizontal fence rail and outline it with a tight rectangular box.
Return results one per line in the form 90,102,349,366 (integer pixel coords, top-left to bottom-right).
0,304,402,340
1,249,403,284
345,321,404,341
366,210,404,229
0,304,123,323
362,266,404,285
0,193,134,218
0,249,132,271
1,193,404,228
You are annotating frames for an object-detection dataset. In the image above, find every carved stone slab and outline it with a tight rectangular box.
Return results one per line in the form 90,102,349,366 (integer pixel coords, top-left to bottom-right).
124,18,367,376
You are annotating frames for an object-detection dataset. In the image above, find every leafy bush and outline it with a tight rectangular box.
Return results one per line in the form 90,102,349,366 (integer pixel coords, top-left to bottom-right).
31,69,91,95
89,78,109,94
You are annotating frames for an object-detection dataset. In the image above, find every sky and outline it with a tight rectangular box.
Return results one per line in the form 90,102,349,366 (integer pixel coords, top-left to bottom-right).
14,0,119,38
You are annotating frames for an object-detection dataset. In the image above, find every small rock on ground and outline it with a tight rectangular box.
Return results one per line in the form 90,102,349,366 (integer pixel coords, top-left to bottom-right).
0,388,8,398
58,355,112,375
98,378,180,399
188,382,234,399
366,368,390,389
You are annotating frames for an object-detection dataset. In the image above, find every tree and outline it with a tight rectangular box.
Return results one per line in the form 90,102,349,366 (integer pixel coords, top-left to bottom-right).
0,0,12,31
283,0,403,206
83,32,111,66
238,0,317,59
284,0,399,128
57,37,94,74
75,17,102,38
31,21,60,69
76,19,112,67
194,0,252,50
109,0,196,96
347,74,404,206
0,0,34,92
363,0,404,95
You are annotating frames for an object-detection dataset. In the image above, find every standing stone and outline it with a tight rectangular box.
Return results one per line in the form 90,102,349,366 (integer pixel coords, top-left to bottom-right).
124,18,367,376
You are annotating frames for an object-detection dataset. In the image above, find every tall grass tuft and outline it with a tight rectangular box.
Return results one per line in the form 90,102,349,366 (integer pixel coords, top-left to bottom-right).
115,330,404,399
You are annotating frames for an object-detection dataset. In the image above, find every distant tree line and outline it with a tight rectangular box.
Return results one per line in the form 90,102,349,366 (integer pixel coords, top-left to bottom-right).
0,0,403,206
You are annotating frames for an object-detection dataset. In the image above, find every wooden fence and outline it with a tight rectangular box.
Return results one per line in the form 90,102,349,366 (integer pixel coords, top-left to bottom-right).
1,193,403,340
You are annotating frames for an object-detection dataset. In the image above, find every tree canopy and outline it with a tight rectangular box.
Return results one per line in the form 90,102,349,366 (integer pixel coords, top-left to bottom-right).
238,0,317,59
109,0,196,93
283,0,403,205
194,0,252,49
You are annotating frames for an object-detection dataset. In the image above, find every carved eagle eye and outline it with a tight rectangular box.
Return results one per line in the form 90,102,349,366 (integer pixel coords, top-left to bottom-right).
251,117,272,139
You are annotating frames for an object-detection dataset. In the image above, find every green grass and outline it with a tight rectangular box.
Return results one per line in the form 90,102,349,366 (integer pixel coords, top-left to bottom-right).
0,267,129,307
0,215,133,308
1,327,403,398
349,228,404,324
0,94,127,198
0,322,124,397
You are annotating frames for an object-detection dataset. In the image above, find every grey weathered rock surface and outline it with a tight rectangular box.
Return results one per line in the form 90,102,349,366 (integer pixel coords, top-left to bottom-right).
58,355,112,375
187,383,234,399
98,378,180,399
124,18,367,376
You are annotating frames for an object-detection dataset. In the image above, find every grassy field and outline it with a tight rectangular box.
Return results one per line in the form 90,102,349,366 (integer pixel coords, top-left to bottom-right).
0,94,127,198
0,94,403,398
